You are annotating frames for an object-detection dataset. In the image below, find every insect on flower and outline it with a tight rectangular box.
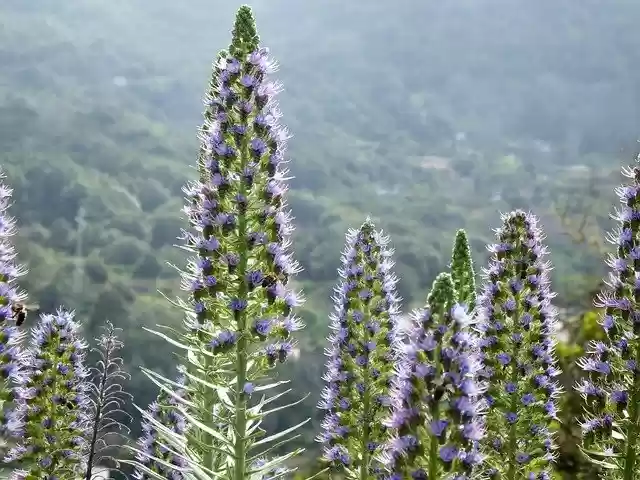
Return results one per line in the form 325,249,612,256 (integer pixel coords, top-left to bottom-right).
11,303,40,326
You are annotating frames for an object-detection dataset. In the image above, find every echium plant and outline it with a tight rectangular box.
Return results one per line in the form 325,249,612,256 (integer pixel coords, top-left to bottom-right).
576,154,640,479
139,6,307,479
451,229,477,311
6,309,91,479
0,170,27,420
382,272,486,479
316,220,401,478
476,210,562,479
83,321,132,480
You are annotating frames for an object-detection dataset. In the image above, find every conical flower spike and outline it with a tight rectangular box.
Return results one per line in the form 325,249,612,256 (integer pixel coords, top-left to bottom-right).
577,154,640,480
477,211,561,479
317,219,402,478
382,273,487,479
139,6,307,479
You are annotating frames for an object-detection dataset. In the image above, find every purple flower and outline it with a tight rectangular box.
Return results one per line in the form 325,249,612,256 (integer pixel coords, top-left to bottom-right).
6,309,90,476
0,172,27,396
477,211,561,477
152,10,309,478
317,220,401,474
578,156,640,473
381,273,486,477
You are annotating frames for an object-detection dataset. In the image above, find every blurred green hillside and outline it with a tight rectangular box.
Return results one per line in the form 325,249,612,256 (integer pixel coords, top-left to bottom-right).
0,0,637,471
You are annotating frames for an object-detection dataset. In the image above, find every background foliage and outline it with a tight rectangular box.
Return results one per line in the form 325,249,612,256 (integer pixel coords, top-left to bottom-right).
1,0,638,476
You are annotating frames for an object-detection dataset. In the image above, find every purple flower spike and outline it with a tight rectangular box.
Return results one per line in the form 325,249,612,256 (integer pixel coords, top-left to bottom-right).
181,11,303,364
316,219,401,476
577,154,640,475
477,210,561,478
147,8,307,478
6,309,91,477
0,171,28,411
381,272,486,478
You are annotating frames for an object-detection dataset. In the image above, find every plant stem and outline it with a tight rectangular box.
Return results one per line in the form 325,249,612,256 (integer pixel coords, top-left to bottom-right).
233,136,250,480
360,303,371,480
623,341,640,480
506,341,519,480
506,278,523,480
428,342,442,479
84,347,110,480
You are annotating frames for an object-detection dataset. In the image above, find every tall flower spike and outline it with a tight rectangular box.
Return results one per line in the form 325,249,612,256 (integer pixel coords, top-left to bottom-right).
451,229,477,311
577,154,640,479
82,321,132,480
137,6,307,479
6,309,91,479
476,211,561,479
382,272,486,479
316,219,402,478
0,170,27,427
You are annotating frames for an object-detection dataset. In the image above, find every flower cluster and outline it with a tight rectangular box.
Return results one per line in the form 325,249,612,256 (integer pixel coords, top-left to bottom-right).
134,374,190,480
146,6,305,478
0,171,27,418
476,210,561,479
382,272,486,479
6,309,90,479
316,220,401,477
577,155,640,475
179,6,302,370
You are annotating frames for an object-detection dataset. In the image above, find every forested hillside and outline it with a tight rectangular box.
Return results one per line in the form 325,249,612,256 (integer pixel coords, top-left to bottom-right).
1,0,638,464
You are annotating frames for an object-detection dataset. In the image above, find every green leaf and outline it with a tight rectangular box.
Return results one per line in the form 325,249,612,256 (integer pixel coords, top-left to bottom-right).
252,418,311,447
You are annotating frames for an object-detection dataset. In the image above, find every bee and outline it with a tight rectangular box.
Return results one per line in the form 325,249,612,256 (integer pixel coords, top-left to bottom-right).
261,273,278,289
11,303,40,327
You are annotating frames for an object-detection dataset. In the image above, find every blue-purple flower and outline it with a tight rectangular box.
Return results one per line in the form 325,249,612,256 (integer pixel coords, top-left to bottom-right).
317,220,401,477
382,272,486,478
576,155,640,476
0,171,27,414
5,309,91,478
142,6,306,478
476,210,561,478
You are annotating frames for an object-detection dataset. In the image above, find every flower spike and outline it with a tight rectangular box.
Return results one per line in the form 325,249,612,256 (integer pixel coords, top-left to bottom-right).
577,154,640,479
6,309,91,479
382,272,487,479
317,219,402,478
0,170,27,427
132,6,307,479
477,210,561,479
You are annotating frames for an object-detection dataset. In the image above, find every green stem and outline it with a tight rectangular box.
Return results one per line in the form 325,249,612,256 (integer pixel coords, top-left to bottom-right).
360,303,371,480
199,155,217,472
623,341,640,480
428,341,443,479
506,272,523,480
233,135,250,480
506,343,519,480
201,355,216,471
